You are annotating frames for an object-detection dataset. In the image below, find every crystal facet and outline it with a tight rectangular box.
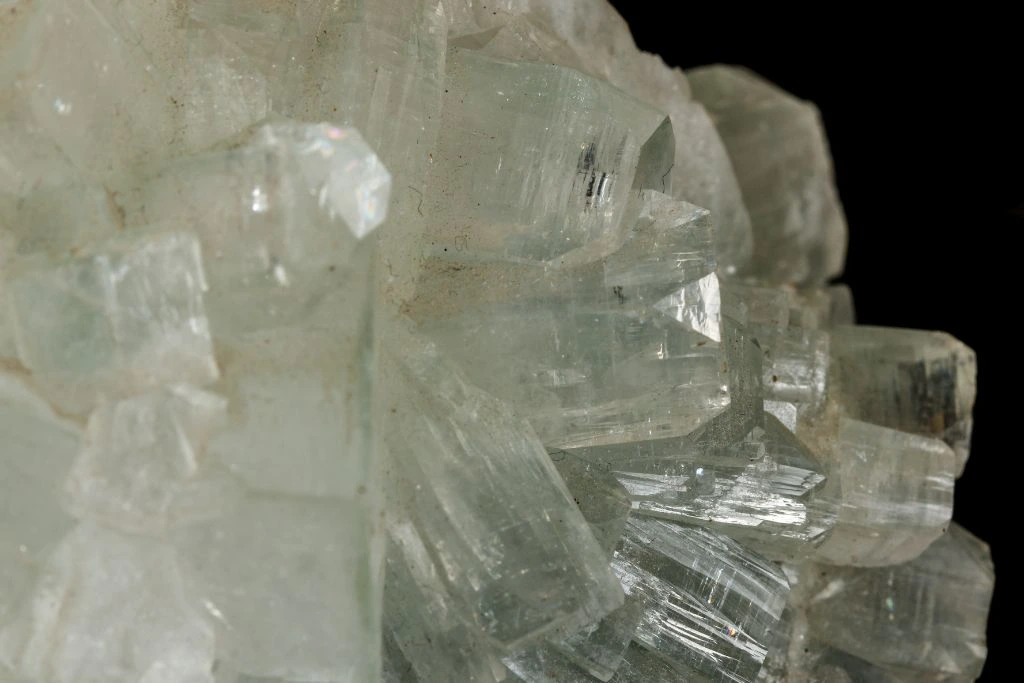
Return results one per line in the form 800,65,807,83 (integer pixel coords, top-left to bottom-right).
0,1,992,681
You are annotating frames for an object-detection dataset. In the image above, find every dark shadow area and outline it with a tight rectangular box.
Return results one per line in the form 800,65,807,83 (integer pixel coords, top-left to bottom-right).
608,6,1022,680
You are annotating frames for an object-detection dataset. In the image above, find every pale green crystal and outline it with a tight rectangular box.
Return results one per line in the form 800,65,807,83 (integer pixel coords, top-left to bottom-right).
173,495,380,681
831,325,977,474
0,1,994,680
0,0,175,183
425,48,673,266
123,122,388,335
0,375,81,626
7,231,218,414
381,326,623,667
814,418,955,566
456,8,754,274
504,599,643,681
572,411,835,558
415,191,725,450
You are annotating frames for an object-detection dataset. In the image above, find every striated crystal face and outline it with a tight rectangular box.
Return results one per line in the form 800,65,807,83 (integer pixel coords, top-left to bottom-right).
0,1,992,682
612,516,790,682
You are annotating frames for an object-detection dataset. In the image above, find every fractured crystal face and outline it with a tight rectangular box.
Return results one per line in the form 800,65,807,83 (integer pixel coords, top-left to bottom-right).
426,48,674,266
612,516,790,682
7,231,218,414
831,325,977,474
689,65,848,285
63,384,236,537
571,411,835,559
814,418,955,566
804,524,994,681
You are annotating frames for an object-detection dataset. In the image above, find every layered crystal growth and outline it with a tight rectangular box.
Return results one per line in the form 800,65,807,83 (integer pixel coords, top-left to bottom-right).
0,0,991,682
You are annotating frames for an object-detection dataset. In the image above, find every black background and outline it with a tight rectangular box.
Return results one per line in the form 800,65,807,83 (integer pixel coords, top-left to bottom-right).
607,6,1021,680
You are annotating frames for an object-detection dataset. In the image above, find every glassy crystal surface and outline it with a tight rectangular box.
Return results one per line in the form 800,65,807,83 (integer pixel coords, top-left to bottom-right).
805,524,994,680
572,411,835,559
831,325,977,474
382,328,623,657
689,65,848,285
415,191,726,451
7,231,218,414
123,122,389,335
814,419,955,566
425,48,673,266
0,0,994,680
612,516,790,682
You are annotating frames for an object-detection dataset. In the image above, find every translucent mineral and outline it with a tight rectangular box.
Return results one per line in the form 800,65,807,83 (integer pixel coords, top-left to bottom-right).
173,495,380,681
63,384,235,536
612,516,791,682
122,122,390,335
831,325,977,474
0,0,993,680
381,328,623,675
6,231,218,414
0,523,215,683
425,48,673,266
804,524,994,680
0,0,175,183
689,65,848,285
814,419,955,566
0,375,81,624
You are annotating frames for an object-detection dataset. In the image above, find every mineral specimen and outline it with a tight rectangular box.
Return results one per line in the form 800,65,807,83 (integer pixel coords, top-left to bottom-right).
0,0,991,682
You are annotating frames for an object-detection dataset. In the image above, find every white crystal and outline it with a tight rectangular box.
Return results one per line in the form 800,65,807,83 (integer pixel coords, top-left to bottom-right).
63,384,237,536
0,523,215,683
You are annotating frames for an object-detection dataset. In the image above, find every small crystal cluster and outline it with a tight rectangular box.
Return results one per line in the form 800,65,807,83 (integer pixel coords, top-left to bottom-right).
0,1,992,682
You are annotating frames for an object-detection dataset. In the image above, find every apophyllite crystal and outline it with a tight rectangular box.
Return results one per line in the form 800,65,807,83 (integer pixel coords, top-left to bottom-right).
0,1,992,682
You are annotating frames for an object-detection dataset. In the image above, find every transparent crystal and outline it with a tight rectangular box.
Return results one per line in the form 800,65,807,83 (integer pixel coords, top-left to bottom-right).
425,48,673,266
123,122,388,334
814,419,955,566
612,516,790,682
382,328,624,654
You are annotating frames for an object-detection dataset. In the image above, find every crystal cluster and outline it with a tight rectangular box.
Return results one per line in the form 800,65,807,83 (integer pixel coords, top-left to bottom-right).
0,1,991,682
